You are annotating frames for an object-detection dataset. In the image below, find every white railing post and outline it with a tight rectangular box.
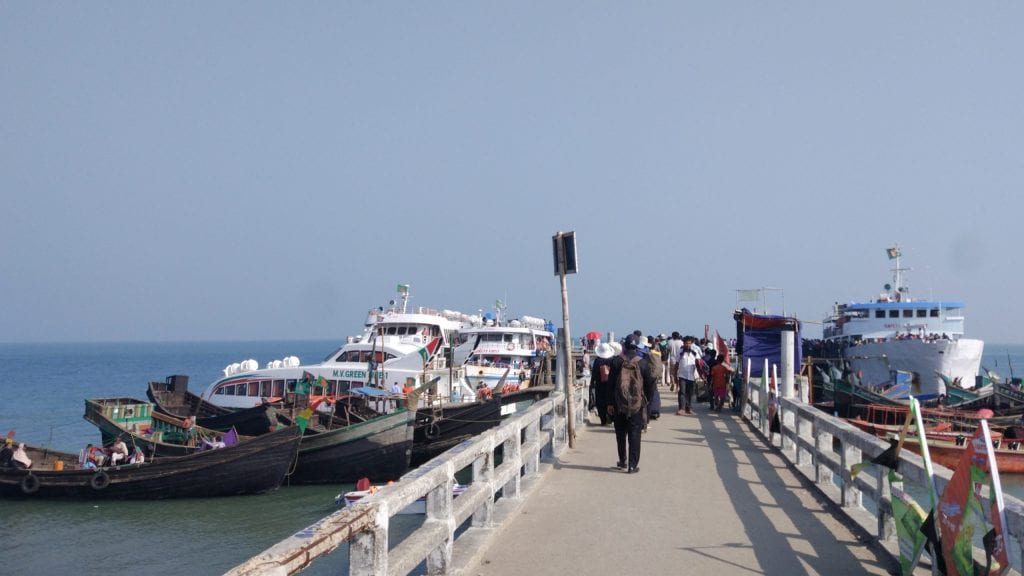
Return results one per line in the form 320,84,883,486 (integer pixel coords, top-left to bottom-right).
350,508,389,576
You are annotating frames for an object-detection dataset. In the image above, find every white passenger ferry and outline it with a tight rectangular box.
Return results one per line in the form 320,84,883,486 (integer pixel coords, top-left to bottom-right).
822,247,984,396
200,286,476,409
453,306,555,392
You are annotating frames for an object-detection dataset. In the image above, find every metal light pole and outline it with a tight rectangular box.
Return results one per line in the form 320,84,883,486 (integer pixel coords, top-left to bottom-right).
552,231,578,448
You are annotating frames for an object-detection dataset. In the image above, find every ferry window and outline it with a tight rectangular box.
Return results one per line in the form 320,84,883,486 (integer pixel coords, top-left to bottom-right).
902,310,913,318
397,326,408,335
261,380,272,397
215,386,225,395
431,326,439,337
248,382,260,396
273,380,285,397
286,379,297,392
875,310,885,318
888,310,899,318
504,334,513,343
930,309,939,317
386,326,397,335
916,309,927,318
327,380,337,395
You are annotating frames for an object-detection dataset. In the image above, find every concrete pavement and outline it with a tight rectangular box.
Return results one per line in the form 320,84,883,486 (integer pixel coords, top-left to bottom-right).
472,386,900,576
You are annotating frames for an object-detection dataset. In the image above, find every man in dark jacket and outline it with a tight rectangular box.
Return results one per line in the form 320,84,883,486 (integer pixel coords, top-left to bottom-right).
589,342,616,425
608,335,654,474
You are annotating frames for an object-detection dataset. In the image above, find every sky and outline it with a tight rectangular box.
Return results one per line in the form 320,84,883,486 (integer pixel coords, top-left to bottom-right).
3,3,1023,344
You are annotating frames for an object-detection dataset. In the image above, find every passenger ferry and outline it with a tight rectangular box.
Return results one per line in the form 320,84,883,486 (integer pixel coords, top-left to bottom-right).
453,307,555,392
822,247,984,397
199,286,476,410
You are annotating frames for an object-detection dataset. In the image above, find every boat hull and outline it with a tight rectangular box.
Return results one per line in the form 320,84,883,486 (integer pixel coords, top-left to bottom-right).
844,338,984,394
903,436,1024,474
0,426,301,499
147,381,278,436
287,409,415,484
410,398,503,467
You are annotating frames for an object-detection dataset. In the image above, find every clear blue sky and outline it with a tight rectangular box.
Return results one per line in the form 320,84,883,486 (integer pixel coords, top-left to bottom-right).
3,4,1022,344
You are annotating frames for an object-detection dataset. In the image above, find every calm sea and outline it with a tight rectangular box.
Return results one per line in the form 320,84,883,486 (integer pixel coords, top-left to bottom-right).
0,340,421,576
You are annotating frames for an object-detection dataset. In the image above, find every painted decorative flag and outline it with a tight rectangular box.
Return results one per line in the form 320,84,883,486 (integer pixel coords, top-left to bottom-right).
890,470,928,576
397,284,409,295
887,247,901,259
316,375,329,392
295,408,314,434
937,419,1010,576
418,337,442,364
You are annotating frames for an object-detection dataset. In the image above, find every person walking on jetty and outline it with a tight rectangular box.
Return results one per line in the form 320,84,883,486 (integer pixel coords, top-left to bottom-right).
675,342,700,415
667,332,683,392
641,337,661,425
590,342,617,426
608,334,653,473
710,353,734,412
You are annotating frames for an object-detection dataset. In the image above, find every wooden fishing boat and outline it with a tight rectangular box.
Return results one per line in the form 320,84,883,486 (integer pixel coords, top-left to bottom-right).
286,408,415,484
410,397,503,467
84,397,233,458
903,434,1024,474
846,416,954,440
0,426,301,499
147,375,279,436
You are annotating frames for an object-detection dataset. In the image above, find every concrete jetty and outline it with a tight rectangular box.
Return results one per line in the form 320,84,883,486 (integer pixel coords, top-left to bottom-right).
473,389,899,576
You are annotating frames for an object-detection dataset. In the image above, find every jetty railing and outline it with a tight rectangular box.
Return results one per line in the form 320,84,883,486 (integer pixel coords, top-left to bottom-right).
228,383,586,576
743,371,1024,573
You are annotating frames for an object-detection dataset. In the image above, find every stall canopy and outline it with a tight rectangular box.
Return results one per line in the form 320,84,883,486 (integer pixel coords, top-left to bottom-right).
733,308,802,377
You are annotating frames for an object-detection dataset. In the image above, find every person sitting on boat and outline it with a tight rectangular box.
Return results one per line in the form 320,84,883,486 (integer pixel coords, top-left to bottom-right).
11,443,32,469
0,438,14,468
476,383,493,400
109,437,129,466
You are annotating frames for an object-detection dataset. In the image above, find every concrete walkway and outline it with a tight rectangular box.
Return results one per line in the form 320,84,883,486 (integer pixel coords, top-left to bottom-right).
473,386,900,576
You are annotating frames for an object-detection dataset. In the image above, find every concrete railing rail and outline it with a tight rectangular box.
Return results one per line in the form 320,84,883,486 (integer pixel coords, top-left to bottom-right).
228,385,586,576
743,371,1024,574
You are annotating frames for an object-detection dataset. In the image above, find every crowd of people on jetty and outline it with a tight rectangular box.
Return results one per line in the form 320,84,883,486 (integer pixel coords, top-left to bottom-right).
587,330,737,475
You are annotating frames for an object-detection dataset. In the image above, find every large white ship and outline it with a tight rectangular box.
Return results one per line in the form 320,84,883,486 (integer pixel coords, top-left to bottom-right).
822,247,984,396
199,285,475,409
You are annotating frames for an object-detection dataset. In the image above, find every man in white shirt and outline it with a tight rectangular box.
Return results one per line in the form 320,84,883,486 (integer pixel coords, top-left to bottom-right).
667,332,684,392
676,341,700,415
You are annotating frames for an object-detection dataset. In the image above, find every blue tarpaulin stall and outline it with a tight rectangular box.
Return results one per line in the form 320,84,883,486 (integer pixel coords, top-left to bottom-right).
733,308,802,377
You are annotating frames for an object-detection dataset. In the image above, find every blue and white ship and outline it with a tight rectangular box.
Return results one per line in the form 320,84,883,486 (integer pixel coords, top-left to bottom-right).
822,246,984,396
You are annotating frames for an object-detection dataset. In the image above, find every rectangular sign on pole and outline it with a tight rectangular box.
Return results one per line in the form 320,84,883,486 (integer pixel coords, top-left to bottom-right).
553,231,578,276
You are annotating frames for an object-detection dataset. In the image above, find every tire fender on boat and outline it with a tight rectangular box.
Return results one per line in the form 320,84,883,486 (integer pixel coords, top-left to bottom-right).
90,470,110,490
20,472,40,495
425,420,441,440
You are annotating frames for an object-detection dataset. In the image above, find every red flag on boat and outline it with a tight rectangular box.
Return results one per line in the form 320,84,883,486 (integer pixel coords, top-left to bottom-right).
714,331,730,366
418,337,442,364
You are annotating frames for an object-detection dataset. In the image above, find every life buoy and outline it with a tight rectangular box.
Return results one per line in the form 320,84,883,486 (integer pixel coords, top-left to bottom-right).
20,472,40,495
425,421,441,440
506,343,514,351
90,470,110,490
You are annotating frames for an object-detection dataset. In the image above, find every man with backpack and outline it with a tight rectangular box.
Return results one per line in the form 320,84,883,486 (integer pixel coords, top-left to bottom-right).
607,334,654,474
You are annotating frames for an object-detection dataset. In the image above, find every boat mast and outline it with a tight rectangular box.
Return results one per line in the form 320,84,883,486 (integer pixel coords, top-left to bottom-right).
889,245,911,302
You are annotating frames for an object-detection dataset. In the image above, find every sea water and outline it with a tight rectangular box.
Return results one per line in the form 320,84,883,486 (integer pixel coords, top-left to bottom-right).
0,340,421,575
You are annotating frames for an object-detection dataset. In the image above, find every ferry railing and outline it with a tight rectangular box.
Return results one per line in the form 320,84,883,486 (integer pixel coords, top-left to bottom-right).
743,371,1024,573
228,383,586,576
